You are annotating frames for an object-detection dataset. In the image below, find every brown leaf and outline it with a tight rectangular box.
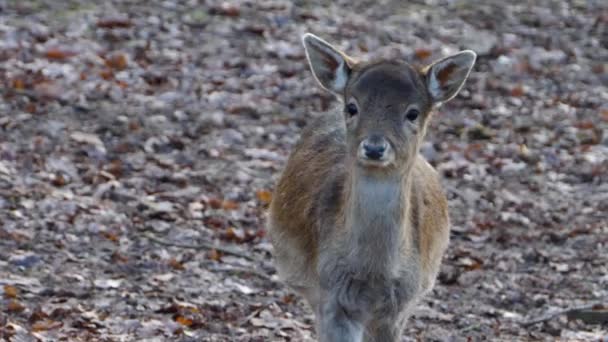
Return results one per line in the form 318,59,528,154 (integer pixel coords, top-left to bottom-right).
12,78,25,90
111,251,129,263
51,173,67,187
97,17,133,29
414,48,432,60
168,258,185,271
102,231,120,244
210,3,240,17
222,200,239,210
207,249,222,261
4,285,18,298
175,315,193,327
223,227,245,243
281,294,295,304
7,300,25,313
29,308,49,323
208,198,223,210
100,69,114,80
601,109,608,122
256,190,272,204
105,53,128,70
32,319,62,332
45,48,77,60
510,85,525,97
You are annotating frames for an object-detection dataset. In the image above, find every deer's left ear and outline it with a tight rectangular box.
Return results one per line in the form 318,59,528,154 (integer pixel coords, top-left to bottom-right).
424,50,476,104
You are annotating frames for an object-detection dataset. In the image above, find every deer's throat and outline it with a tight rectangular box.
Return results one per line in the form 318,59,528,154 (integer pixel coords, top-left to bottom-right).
344,171,409,276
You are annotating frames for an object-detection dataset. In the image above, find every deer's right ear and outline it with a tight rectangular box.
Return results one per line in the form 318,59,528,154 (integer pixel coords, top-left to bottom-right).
302,33,353,95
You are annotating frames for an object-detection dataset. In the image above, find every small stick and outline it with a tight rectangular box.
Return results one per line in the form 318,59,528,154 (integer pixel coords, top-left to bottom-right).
144,232,255,261
522,301,607,327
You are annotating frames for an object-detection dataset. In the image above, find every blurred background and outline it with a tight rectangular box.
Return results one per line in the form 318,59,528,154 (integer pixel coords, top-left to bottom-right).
0,0,606,340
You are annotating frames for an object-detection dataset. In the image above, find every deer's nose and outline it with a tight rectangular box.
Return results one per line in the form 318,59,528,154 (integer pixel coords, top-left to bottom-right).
362,138,388,160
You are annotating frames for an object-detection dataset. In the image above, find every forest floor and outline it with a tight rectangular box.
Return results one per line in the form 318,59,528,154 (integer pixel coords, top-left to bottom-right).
1,0,607,341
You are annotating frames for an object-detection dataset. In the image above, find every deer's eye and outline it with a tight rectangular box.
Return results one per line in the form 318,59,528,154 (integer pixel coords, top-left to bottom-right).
345,103,358,117
405,108,420,122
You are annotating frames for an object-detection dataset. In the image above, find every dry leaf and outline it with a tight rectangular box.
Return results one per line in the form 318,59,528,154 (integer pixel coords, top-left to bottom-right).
175,315,193,327
32,319,62,332
102,231,120,244
105,53,128,70
208,198,223,209
256,190,272,204
97,17,133,29
4,285,18,298
168,258,185,270
414,48,432,60
45,48,76,60
222,200,239,210
7,300,26,313
207,249,222,261
510,85,525,97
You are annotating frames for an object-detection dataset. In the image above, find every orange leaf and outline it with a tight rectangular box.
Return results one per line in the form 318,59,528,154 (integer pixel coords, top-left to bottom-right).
12,78,25,90
45,48,76,60
175,315,193,327
207,249,221,261
601,109,608,122
32,319,62,332
100,69,114,80
510,85,525,97
102,231,120,243
208,198,223,209
168,258,185,270
7,300,25,313
256,190,272,204
4,285,18,298
414,48,432,60
222,200,239,210
105,53,128,70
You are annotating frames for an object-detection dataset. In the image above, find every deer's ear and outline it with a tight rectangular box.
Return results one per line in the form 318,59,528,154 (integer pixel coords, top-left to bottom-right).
424,50,476,104
302,33,354,94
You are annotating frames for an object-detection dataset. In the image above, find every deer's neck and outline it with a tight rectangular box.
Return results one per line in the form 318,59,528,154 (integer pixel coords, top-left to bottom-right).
344,168,412,277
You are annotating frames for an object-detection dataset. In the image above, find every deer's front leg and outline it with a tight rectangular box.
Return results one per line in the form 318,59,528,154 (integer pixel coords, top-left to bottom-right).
318,260,373,342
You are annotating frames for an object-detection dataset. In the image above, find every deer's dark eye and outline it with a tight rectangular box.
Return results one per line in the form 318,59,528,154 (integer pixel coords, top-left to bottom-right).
405,108,419,122
345,103,358,117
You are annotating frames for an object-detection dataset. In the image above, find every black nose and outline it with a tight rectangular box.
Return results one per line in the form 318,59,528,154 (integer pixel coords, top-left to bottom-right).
363,141,387,160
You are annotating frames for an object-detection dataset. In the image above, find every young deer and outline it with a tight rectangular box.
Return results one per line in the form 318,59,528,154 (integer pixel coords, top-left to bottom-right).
269,33,476,341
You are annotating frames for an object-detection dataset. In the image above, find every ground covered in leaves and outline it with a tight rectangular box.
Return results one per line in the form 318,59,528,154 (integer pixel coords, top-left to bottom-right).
1,0,607,341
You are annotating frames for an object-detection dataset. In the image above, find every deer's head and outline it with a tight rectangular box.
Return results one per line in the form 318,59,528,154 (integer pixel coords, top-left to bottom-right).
302,33,476,174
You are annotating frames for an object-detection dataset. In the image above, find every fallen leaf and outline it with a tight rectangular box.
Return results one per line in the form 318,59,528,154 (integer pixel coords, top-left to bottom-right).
256,190,272,204
4,285,18,298
175,315,193,327
45,48,76,60
414,48,432,60
168,258,185,270
7,300,26,313
222,200,239,210
208,198,223,209
32,319,62,332
102,231,120,244
510,85,525,97
97,17,133,29
210,2,240,17
207,249,222,261
105,53,128,70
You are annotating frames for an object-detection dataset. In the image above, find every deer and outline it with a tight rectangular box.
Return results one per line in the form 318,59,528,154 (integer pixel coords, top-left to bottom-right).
268,33,476,342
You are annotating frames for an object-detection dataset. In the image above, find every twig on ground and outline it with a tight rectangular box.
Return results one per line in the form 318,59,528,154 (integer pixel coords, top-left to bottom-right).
144,232,256,261
206,263,279,284
522,301,607,327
